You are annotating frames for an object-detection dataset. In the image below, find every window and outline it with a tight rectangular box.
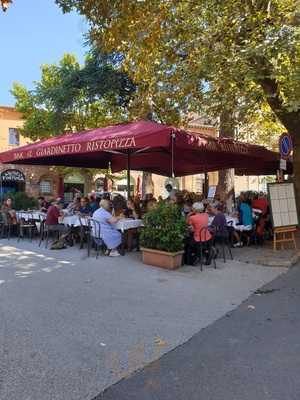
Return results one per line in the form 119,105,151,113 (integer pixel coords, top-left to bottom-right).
40,180,51,194
195,175,204,193
8,128,20,146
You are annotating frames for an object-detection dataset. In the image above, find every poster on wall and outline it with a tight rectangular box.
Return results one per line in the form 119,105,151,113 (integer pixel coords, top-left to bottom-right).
207,185,217,199
267,182,299,229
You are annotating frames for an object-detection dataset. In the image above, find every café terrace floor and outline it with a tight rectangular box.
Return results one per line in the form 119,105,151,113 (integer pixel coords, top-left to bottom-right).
0,239,295,400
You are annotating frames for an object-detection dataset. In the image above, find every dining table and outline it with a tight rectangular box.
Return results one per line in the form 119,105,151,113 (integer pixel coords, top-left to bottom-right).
60,214,143,232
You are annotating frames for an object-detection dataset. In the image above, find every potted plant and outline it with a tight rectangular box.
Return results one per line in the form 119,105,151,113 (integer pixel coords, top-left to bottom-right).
140,201,187,270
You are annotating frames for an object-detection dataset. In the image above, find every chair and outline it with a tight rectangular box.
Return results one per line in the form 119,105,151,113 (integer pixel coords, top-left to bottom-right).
78,215,91,249
198,227,217,270
213,224,233,263
185,227,216,271
1,212,13,239
0,212,6,238
17,212,37,242
87,218,106,258
41,224,61,248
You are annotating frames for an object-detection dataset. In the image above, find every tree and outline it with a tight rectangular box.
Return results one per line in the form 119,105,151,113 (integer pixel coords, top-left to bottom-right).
12,50,136,183
12,51,135,140
56,0,300,208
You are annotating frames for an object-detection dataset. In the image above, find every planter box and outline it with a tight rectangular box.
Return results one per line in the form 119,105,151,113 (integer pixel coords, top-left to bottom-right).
141,247,184,270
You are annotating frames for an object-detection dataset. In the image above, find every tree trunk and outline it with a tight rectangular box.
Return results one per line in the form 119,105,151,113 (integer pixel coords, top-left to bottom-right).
216,111,235,209
292,134,300,214
142,171,154,198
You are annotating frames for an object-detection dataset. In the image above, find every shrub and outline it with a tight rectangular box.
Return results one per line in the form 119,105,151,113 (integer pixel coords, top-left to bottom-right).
4,192,38,211
140,202,187,253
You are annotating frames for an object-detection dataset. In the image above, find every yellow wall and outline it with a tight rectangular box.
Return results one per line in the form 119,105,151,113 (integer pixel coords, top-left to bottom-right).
0,106,29,151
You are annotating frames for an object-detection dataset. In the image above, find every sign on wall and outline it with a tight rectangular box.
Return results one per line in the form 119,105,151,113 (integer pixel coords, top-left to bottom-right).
268,182,298,228
1,169,25,182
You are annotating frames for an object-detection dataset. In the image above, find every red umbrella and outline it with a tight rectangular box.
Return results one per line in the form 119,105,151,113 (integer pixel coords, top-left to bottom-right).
0,120,289,197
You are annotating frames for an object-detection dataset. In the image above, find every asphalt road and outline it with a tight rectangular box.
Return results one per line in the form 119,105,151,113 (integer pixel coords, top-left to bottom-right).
95,264,300,400
0,241,284,400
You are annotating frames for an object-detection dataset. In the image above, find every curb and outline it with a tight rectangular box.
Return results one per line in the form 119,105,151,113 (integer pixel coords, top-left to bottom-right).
257,252,300,268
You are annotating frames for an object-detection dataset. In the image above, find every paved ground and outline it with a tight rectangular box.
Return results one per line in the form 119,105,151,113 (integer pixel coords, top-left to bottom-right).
0,239,286,400
96,264,300,400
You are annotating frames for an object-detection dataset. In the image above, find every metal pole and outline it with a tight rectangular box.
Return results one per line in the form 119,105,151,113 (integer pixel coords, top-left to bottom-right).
127,152,131,199
0,173,2,203
204,172,209,197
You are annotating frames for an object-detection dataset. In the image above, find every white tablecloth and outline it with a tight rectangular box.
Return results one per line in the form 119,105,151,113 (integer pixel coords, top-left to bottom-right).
114,219,143,232
61,215,143,232
16,211,46,221
208,215,239,228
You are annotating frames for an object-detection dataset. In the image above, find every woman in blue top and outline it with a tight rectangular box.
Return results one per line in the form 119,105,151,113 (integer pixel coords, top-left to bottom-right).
233,193,254,247
92,199,123,257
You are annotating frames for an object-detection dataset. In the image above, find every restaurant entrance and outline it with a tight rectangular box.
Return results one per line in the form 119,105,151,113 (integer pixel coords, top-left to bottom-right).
0,169,25,196
63,173,85,202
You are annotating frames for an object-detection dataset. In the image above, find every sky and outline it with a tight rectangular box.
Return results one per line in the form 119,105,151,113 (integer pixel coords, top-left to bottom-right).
0,0,87,106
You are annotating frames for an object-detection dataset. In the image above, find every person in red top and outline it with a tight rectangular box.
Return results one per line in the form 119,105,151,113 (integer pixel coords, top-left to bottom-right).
252,192,269,215
45,200,69,233
188,202,212,242
186,202,215,265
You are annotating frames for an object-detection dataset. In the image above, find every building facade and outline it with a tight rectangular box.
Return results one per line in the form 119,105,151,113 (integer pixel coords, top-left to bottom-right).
0,107,94,200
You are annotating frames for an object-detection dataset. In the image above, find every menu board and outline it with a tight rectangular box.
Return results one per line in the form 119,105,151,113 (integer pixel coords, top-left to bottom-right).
268,183,299,228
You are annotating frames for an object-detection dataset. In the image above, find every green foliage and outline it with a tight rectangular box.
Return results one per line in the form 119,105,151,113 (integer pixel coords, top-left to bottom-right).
5,192,38,211
140,202,187,253
56,0,300,134
12,51,136,140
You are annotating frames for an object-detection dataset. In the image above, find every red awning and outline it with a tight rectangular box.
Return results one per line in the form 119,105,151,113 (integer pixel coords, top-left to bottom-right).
0,120,287,176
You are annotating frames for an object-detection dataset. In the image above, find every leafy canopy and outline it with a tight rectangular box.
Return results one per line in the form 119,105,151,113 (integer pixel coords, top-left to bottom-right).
12,51,136,140
56,0,300,135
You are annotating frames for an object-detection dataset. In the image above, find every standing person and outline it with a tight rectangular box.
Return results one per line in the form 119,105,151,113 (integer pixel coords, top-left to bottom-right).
92,199,123,257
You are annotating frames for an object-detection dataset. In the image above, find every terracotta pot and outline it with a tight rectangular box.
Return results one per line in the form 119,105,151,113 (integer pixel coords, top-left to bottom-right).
141,247,184,270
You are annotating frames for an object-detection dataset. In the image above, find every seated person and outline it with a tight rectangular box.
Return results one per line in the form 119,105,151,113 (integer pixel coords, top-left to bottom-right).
45,200,69,233
233,193,254,247
1,197,17,224
67,196,81,213
124,198,141,251
112,195,127,217
188,202,212,242
125,198,141,219
211,204,227,231
252,192,268,215
79,197,91,215
38,196,49,212
186,202,213,265
92,199,123,257
89,194,99,214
